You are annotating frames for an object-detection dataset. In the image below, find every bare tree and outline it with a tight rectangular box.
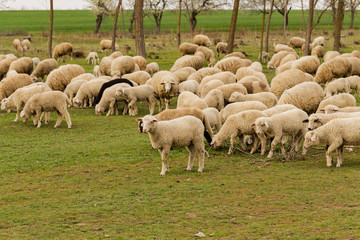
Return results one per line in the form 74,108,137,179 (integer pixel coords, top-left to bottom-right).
177,0,182,47
134,0,146,58
86,0,116,34
304,0,314,56
265,0,275,52
48,0,53,58
227,0,240,54
121,3,125,37
112,0,122,52
334,0,344,51
0,0,14,9
346,0,360,28
259,0,266,62
274,0,292,26
144,0,168,33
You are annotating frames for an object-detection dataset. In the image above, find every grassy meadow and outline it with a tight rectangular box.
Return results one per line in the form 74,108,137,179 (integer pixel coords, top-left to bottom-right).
1,9,360,239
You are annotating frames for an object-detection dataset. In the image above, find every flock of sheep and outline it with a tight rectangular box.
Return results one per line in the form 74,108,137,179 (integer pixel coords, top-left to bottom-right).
1,33,360,175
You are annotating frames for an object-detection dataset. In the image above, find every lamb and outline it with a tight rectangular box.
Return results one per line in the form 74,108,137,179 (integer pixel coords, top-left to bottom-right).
252,109,308,157
302,118,360,167
216,83,248,102
196,46,216,67
115,85,156,116
289,37,305,48
216,42,227,59
220,101,268,123
193,34,211,47
203,89,224,111
8,57,34,75
270,69,313,98
94,78,135,106
177,91,208,110
170,51,205,72
70,73,96,83
95,83,132,116
93,65,101,77
73,78,108,107
291,56,320,74
137,115,205,176
52,42,73,61
111,56,136,77
86,52,100,65
214,57,252,74
100,39,119,52
178,80,199,95
267,51,298,69
13,39,23,53
122,71,151,85
211,110,267,155
0,55,17,79
324,104,360,114
262,104,298,117
21,39,31,52
1,83,52,122
274,44,297,53
199,71,236,89
324,51,340,62
202,107,221,133
45,64,85,91
316,93,356,113
200,80,224,98
314,57,352,84
179,42,199,55
238,76,270,94
311,45,325,58
133,56,147,71
312,36,325,47
64,80,87,103
173,67,196,82
188,67,221,83
229,92,278,108
0,74,33,100
305,112,360,131
20,91,71,128
144,62,159,75
324,78,351,97
99,56,113,76
277,82,324,114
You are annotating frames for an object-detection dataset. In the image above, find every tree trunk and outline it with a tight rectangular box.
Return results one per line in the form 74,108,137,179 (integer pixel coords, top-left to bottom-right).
259,0,266,63
112,0,121,53
189,15,197,35
134,0,146,58
227,0,240,54
48,0,53,58
121,4,125,37
177,0,182,47
154,15,161,34
301,0,306,32
350,6,355,29
129,12,135,33
94,14,103,34
265,0,274,52
283,0,289,43
304,0,314,56
333,0,344,51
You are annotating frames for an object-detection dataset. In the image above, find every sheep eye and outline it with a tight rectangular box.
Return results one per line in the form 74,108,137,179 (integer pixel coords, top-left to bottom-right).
314,119,319,123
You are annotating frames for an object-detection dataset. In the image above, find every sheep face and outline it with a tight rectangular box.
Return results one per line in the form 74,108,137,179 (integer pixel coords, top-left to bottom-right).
307,115,323,130
161,79,175,93
20,110,31,123
138,115,158,133
228,92,245,103
73,98,83,108
210,137,224,149
252,118,269,137
302,131,319,155
95,105,104,116
1,99,8,111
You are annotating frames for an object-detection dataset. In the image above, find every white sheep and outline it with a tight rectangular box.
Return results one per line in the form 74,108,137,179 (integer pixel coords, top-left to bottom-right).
324,104,360,114
115,85,156,116
316,93,356,113
324,78,351,97
220,101,268,123
267,51,298,69
45,64,85,91
145,62,159,75
275,60,294,75
312,36,325,47
229,92,278,108
178,80,199,95
170,51,205,72
200,80,224,98
86,52,100,65
217,83,248,102
70,73,96,83
274,44,297,53
0,74,33,100
238,76,270,94
0,55,17,79
13,39,23,53
302,118,360,167
73,78,108,107
279,52,298,66
64,80,87,103
188,67,221,83
173,67,196,82
223,52,247,59
199,71,236,89
301,43,313,55
21,39,31,52
109,51,123,59
99,56,113,76
177,91,208,110
324,51,341,62
20,91,72,128
203,89,224,111
259,51,270,63
262,104,298,117
214,57,252,74
95,83,131,116
351,50,360,58
53,42,73,61
291,55,320,74
93,65,101,77
289,37,305,48
306,112,360,131
133,56,147,71
196,46,216,67
252,109,308,158
278,82,324,114
122,71,151,85
311,45,324,58
216,42,227,59
202,107,221,133
179,42,199,55
138,115,205,176
193,34,211,47
110,56,136,77
100,39,119,52
8,57,34,75
236,66,267,83
346,57,360,75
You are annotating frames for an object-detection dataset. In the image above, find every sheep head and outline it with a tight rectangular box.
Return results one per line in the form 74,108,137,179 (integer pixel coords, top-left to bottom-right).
1,98,8,111
302,131,319,155
307,115,323,131
95,104,103,116
138,115,158,133
252,117,269,137
228,92,245,103
20,110,30,123
160,78,175,94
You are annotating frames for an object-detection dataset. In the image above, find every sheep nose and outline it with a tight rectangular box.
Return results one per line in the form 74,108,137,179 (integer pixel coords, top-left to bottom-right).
308,127,312,131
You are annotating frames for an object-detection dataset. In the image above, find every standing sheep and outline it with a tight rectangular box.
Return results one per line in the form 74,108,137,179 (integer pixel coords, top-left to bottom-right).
86,52,100,65
179,42,199,56
214,57,252,74
64,80,87,103
170,52,205,72
177,91,208,110
122,71,151,85
0,74,33,100
193,34,211,47
314,57,352,84
99,56,113,76
52,42,74,61
289,37,305,48
202,107,221,133
229,92,278,108
324,51,340,62
291,56,320,74
8,57,34,75
0,55,17,79
312,36,325,47
30,58,58,81
13,39,23,54
21,39,31,52
133,56,147,71
216,42,228,59
196,46,216,67
188,67,221,83
173,67,197,82
95,83,131,116
220,101,268,123
145,62,159,75
324,78,351,97
100,39,119,52
110,56,136,77
45,64,85,91
178,80,199,95
316,93,356,113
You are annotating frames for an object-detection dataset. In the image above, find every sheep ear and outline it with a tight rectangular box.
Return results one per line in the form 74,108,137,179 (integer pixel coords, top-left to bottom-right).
210,139,216,146
251,123,256,128
303,119,309,123
75,99,80,104
264,120,269,128
332,107,339,112
310,134,317,142
170,81,175,85
151,119,158,123
160,82,165,85
136,118,143,122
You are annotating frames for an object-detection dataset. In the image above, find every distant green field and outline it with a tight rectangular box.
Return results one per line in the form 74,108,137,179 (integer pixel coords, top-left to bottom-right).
0,9,358,34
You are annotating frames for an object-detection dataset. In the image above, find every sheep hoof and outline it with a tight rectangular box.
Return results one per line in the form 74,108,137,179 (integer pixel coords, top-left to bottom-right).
160,172,166,176
327,164,332,168
186,167,192,171
198,168,203,173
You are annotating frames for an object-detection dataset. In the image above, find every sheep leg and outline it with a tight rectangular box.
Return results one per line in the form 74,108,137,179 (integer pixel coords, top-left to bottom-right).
61,109,72,128
267,135,282,158
149,98,155,115
228,131,239,155
186,144,196,171
195,141,205,173
326,143,341,167
165,98,170,110
114,102,119,115
106,101,115,116
249,136,260,155
44,112,50,124
259,135,267,155
159,148,170,176
15,110,20,122
128,100,137,117
122,102,129,115
54,111,63,128
336,145,344,167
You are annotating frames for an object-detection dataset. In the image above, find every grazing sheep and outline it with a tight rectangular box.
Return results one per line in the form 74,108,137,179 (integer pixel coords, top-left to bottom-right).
301,43,313,55
314,57,352,84
346,57,360,75
274,44,297,53
306,112,360,131
324,78,351,97
279,53,298,66
144,62,159,75
291,56,320,74
342,76,360,94
316,93,356,113
270,69,313,98
21,39,31,52
200,80,224,98
259,51,270,63
216,83,248,102
289,37,305,48
115,85,156,116
93,65,101,77
20,91,72,128
94,78,135,106
0,55,17,79
229,92,278,108
199,71,236,89
238,76,269,94
267,51,298,69
109,51,123,59
53,42,73,61
13,39,23,53
202,107,221,133
312,36,325,47
211,110,267,155
111,56,136,77
122,71,151,85
203,89,224,111
196,46,216,67
252,109,308,157
216,42,227,59
302,118,360,167
45,64,85,91
8,57,34,75
100,39,119,52
179,42,199,55
351,50,360,58
263,104,298,117
73,78,108,107
173,67,196,82
214,57,252,74
324,104,360,114
220,101,268,123
188,67,221,83
64,80,87,103
236,66,267,83
178,80,199,95
138,115,206,176
70,73,96,83
324,51,340,62
133,56,147,71
275,60,294,75
311,45,325,58
99,56,113,76
170,51,205,72
224,52,247,59
193,34,211,47
1,83,51,122
6,70,17,78
177,91,208,110
86,52,100,65
0,74,33,100
278,82,324,114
